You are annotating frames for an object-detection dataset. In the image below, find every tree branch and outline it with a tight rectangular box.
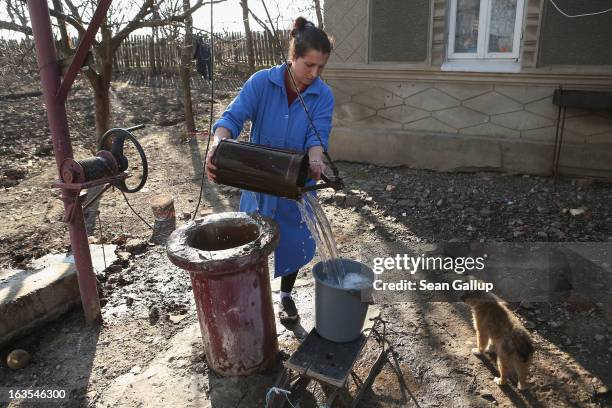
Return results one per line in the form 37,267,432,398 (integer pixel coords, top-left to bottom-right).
49,7,86,36
113,0,156,46
112,0,228,51
248,8,272,35
0,20,32,35
63,0,84,25
51,0,72,52
158,0,228,24
8,1,29,29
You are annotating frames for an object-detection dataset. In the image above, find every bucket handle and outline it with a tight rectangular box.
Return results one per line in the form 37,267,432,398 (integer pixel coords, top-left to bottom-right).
300,174,344,193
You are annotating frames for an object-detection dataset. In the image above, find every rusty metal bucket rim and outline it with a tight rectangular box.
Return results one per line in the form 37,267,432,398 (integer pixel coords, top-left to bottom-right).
166,212,280,276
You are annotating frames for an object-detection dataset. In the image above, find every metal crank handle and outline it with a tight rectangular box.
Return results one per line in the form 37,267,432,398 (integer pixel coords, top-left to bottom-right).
300,174,344,193
126,124,146,132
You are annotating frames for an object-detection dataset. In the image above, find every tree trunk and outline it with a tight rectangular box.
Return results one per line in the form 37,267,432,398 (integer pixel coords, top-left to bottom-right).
93,28,114,144
240,0,255,73
93,78,111,145
314,0,324,29
181,0,195,133
83,64,112,145
51,0,72,52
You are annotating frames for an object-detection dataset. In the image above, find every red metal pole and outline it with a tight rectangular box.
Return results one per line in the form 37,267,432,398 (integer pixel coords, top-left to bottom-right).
27,0,101,324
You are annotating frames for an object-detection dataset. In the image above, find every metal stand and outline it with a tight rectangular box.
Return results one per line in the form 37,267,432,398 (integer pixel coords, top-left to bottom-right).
268,318,399,408
27,0,113,324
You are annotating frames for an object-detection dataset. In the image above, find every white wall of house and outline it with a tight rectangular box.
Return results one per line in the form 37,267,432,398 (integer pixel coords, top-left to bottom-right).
323,0,612,176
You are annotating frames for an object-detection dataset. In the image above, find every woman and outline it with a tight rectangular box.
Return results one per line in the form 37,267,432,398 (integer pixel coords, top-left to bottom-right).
206,17,334,323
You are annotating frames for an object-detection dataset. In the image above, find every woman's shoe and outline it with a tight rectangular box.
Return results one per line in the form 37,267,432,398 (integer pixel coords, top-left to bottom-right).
279,297,299,323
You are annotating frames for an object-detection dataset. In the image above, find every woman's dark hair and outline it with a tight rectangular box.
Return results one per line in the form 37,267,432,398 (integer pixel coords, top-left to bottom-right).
288,17,332,59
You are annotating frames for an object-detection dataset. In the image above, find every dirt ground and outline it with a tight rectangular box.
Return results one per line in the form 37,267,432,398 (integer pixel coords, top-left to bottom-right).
1,74,611,407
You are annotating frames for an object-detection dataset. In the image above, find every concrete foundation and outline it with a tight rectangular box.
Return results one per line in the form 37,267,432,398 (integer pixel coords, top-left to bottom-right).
0,263,80,348
0,245,116,347
329,126,612,177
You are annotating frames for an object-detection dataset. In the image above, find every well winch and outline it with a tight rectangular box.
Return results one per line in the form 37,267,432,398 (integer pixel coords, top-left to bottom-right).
59,125,148,193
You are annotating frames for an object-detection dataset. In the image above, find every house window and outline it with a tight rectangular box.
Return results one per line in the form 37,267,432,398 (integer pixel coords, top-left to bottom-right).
448,0,524,60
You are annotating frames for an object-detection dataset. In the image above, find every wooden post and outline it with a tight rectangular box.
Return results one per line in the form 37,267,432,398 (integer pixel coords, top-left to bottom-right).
124,36,130,69
142,35,146,71
148,34,156,73
264,30,270,65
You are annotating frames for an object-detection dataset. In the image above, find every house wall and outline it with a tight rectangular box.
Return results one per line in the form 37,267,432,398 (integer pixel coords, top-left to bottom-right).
369,0,430,62
539,0,612,66
325,0,369,64
323,0,612,176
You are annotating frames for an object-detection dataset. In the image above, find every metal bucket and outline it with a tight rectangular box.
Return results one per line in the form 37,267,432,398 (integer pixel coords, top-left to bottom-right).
313,259,374,343
212,139,309,200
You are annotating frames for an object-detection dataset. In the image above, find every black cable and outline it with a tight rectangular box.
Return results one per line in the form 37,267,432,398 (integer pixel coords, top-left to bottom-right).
83,183,112,211
192,0,216,220
97,211,107,270
260,0,342,181
120,190,154,230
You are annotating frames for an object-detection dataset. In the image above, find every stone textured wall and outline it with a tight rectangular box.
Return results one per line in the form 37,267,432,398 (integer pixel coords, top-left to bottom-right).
324,0,369,64
327,79,612,146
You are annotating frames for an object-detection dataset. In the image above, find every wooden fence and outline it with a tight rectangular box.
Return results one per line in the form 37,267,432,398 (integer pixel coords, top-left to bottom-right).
0,30,291,76
113,30,291,72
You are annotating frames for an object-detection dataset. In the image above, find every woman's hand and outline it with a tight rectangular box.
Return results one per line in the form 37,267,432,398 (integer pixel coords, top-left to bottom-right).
206,127,232,182
205,143,218,182
308,145,326,180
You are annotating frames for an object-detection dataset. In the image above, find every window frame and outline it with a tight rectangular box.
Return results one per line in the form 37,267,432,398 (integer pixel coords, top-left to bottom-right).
447,0,525,61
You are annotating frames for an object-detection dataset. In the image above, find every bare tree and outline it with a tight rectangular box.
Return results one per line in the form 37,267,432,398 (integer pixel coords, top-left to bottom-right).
240,0,255,73
0,0,226,141
180,0,195,132
313,0,323,29
0,1,31,35
50,0,72,50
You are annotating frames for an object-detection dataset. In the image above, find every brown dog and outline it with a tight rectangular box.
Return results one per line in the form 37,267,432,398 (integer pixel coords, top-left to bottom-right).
461,290,534,390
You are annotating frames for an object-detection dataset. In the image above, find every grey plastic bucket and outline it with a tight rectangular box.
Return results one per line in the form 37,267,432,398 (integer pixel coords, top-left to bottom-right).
313,259,374,343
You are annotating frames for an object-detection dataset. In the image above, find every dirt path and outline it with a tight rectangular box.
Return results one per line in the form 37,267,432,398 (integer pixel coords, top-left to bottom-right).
1,76,611,407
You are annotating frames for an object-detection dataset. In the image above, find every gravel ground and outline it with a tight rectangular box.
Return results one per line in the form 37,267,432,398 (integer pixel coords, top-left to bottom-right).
1,74,611,407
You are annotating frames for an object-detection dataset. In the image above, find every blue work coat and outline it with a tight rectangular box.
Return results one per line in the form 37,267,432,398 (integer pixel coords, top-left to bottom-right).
213,63,335,277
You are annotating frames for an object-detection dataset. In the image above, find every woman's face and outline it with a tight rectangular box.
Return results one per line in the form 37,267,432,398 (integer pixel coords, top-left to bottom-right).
290,49,330,88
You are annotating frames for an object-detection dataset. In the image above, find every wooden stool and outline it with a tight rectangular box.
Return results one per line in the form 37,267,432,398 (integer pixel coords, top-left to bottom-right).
269,314,394,408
